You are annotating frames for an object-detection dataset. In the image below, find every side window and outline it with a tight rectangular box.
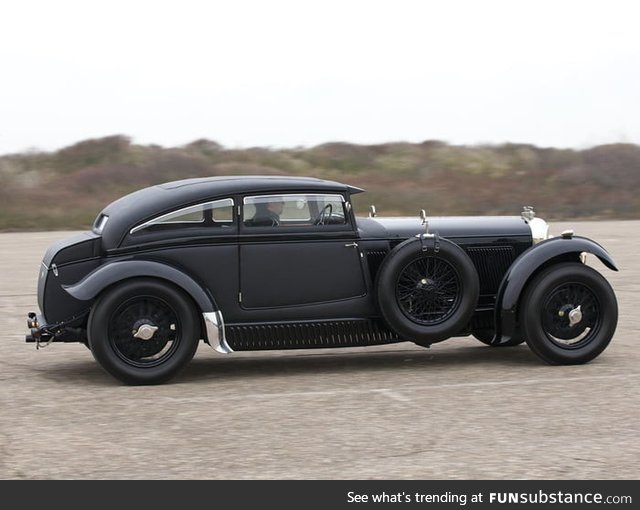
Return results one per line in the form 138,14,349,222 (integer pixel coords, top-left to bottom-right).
210,199,234,223
243,194,347,227
130,198,234,234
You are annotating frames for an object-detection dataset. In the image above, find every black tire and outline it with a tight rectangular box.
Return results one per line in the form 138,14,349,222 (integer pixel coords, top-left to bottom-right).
88,278,200,385
520,262,617,364
472,329,524,347
376,236,479,345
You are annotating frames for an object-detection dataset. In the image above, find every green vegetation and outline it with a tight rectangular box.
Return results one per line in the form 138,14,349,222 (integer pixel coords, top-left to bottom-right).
1,135,639,231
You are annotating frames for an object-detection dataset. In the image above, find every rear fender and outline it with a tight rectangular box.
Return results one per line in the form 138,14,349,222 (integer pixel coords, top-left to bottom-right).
63,260,231,353
64,260,217,311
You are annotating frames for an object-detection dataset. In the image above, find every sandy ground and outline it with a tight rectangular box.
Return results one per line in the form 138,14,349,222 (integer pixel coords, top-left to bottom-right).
0,221,638,479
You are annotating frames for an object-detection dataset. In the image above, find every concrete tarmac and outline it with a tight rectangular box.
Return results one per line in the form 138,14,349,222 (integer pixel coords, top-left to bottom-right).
1,221,638,479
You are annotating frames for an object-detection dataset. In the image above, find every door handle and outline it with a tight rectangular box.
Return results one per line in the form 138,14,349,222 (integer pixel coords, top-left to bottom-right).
345,242,358,248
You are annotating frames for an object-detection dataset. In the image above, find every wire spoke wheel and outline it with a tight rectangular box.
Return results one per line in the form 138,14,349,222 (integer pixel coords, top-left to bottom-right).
396,256,461,325
108,295,181,367
541,282,600,348
377,237,478,345
88,279,200,384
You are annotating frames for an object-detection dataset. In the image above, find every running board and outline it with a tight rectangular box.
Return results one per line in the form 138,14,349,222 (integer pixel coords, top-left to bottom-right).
225,319,402,351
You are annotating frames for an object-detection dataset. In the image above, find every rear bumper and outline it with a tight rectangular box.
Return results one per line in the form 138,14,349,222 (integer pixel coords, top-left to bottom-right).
25,311,53,344
25,310,88,346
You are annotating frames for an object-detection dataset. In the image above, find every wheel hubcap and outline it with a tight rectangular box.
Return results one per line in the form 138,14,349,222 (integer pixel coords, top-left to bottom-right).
568,305,583,327
542,283,599,347
132,323,159,340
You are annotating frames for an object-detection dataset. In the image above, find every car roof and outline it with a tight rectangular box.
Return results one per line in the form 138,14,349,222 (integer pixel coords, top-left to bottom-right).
99,175,364,248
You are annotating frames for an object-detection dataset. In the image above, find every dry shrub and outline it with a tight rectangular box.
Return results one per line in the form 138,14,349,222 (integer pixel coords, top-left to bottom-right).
2,136,640,230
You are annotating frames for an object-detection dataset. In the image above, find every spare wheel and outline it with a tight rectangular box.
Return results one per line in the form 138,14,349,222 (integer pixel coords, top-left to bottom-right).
376,235,479,345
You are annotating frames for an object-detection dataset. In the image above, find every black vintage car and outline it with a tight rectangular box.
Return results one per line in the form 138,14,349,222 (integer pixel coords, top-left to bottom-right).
26,176,619,384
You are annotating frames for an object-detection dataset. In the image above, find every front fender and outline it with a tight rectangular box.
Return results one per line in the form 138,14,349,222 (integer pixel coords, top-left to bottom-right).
493,236,618,345
63,259,218,313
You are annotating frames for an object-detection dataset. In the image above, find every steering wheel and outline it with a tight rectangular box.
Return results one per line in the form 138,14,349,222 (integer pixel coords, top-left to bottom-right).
314,204,333,225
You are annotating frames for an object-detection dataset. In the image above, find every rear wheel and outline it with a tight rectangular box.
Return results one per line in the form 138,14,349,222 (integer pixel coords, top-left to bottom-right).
520,263,617,364
88,279,200,384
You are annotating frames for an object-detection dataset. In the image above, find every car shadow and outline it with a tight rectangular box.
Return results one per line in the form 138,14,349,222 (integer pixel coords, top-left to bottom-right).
177,342,543,384
33,342,543,386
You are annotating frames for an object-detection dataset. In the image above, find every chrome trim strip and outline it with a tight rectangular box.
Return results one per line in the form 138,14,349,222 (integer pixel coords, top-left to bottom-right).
203,311,233,354
130,198,234,234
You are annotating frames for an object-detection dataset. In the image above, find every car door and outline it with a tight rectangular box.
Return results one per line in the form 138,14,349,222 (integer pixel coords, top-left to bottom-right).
239,193,367,309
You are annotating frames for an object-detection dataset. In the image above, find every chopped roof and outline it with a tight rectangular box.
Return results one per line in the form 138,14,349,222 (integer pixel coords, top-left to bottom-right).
99,175,363,248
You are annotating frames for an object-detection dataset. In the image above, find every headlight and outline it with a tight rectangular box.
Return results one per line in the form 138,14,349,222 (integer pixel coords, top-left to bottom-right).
528,217,549,244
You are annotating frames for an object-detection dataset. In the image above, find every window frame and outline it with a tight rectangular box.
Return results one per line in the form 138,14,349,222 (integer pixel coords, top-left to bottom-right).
240,192,353,233
129,197,235,235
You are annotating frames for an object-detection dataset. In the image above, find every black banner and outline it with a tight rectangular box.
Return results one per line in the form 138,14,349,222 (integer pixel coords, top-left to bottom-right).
1,480,637,509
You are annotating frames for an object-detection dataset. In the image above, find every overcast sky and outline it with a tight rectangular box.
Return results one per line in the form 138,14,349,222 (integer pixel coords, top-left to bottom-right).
1,0,639,155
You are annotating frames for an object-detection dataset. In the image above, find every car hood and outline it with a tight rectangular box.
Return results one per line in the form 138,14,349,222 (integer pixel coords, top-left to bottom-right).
357,216,532,240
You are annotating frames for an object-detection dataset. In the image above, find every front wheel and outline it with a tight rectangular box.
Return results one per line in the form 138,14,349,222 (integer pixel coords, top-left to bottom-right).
520,263,617,364
88,279,200,384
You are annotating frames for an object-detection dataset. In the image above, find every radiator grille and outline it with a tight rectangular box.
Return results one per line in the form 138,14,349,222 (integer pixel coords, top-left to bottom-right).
366,250,388,282
464,246,514,294
226,320,401,351
469,310,495,331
